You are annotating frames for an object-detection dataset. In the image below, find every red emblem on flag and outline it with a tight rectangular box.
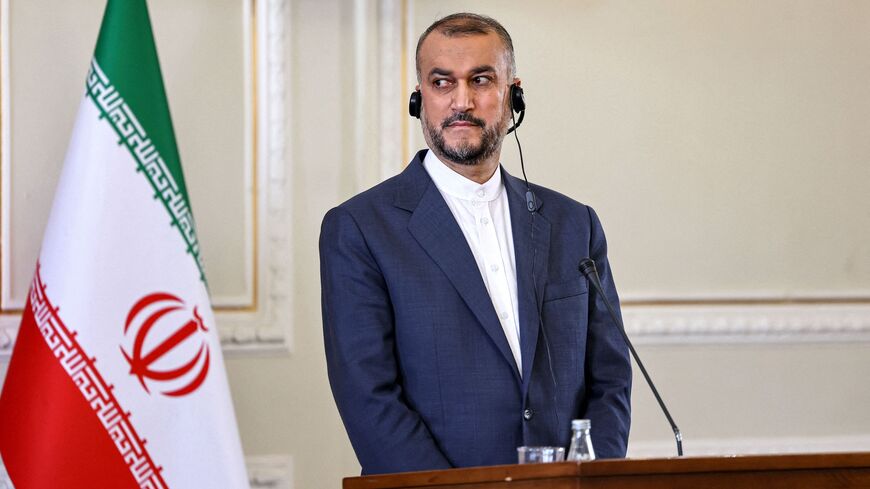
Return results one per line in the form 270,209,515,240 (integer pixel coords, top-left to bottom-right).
121,292,211,397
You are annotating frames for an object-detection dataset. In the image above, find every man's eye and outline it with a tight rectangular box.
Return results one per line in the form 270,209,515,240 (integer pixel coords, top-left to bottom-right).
473,76,491,85
433,79,450,88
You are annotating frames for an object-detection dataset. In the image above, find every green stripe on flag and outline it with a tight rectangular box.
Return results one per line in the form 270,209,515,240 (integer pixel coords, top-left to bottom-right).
88,0,205,282
94,0,187,203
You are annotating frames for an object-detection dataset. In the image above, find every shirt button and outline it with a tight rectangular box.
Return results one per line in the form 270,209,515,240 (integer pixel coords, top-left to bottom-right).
476,189,486,197
481,217,490,225
471,200,481,207
500,311,509,320
523,408,533,420
490,264,500,272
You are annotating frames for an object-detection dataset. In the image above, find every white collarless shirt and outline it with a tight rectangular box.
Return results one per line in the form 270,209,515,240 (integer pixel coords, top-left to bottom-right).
423,150,522,374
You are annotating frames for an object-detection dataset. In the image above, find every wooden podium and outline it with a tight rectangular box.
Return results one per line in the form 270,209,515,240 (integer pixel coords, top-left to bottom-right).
344,452,870,488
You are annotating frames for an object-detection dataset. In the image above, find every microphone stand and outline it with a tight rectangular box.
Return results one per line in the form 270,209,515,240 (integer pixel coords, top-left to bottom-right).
579,258,684,457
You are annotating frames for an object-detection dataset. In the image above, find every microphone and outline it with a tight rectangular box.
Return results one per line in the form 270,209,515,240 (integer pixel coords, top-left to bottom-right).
525,191,537,213
578,258,684,457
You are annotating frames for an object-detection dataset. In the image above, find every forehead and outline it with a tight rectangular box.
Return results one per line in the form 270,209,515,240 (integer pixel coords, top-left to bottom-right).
418,31,509,76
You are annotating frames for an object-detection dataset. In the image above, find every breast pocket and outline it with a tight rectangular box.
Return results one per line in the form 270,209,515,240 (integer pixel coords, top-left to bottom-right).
543,277,589,303
542,277,589,384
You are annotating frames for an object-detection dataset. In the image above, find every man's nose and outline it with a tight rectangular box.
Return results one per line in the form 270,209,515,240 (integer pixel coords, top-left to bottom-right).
451,82,474,112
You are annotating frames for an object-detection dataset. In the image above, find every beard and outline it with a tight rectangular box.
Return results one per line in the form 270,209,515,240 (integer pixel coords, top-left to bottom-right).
423,111,507,166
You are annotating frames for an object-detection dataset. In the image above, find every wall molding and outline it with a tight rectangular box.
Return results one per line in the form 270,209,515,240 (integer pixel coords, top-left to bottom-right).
0,317,15,359
247,454,293,489
377,0,404,181
218,0,293,353
350,0,405,188
0,0,10,319
5,297,870,360
623,303,870,344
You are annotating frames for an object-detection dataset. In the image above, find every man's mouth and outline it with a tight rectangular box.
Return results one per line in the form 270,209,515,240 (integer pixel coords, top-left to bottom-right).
442,114,485,129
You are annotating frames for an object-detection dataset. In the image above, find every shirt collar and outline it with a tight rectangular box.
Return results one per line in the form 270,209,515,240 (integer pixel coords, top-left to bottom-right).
423,149,503,202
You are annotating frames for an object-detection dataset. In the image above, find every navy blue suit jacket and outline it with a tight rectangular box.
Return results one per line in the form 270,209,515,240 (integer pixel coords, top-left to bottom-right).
320,150,631,474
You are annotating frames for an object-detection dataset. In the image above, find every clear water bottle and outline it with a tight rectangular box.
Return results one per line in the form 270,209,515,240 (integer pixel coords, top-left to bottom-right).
566,419,596,461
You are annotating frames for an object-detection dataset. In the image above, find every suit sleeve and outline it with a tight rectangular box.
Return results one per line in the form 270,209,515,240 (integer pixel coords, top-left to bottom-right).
581,206,632,458
320,206,452,474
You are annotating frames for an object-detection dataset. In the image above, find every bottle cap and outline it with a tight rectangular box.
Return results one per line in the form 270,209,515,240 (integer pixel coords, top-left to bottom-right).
571,419,591,430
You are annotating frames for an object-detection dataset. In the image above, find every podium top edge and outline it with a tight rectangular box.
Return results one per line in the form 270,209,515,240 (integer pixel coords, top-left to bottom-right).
343,452,870,489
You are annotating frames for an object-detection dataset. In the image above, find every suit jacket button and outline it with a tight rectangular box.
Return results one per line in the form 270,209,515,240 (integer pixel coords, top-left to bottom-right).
523,408,533,420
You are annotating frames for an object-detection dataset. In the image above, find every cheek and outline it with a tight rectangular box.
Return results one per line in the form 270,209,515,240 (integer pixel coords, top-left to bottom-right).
481,92,509,116
421,107,442,128
421,108,441,128
422,93,450,113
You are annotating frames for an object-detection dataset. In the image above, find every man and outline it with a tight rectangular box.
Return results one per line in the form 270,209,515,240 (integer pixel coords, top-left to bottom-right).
320,13,631,475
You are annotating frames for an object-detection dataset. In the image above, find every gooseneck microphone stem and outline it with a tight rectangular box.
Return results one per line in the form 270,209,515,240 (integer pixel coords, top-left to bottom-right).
579,258,684,457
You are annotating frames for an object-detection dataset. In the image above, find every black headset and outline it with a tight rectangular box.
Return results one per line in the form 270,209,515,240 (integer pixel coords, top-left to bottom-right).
408,84,526,133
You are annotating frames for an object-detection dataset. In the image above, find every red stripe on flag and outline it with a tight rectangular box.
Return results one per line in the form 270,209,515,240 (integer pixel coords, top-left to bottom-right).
0,298,139,488
0,265,167,489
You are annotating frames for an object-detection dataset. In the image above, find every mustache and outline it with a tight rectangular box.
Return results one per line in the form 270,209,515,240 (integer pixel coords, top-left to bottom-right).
441,113,486,129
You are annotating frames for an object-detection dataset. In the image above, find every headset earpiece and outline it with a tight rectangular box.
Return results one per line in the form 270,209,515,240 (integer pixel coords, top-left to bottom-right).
507,84,526,134
510,84,525,113
409,90,422,119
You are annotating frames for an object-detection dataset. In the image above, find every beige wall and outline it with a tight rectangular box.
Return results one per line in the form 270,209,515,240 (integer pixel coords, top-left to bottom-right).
412,0,870,299
2,1,870,488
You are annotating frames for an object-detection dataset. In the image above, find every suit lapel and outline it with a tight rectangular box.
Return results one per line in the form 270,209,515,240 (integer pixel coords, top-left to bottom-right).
399,153,521,382
503,170,551,394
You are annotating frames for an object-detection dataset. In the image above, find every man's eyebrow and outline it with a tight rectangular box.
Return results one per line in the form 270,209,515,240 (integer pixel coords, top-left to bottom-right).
469,65,496,75
427,65,498,78
428,67,453,78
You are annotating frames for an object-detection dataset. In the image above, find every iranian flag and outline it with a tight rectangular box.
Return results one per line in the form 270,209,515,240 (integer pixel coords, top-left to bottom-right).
0,1,249,488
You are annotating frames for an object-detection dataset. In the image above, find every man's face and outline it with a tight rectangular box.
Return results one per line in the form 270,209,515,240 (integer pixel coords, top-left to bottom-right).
417,31,515,166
